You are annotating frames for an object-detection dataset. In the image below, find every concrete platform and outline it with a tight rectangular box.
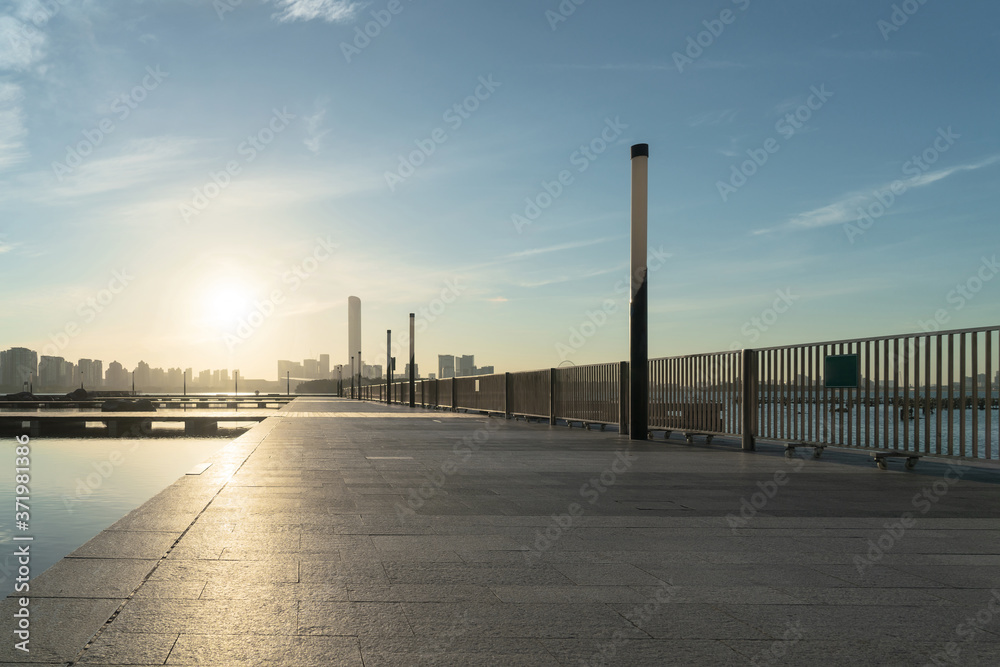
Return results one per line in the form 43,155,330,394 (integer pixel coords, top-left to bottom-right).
3,397,1000,665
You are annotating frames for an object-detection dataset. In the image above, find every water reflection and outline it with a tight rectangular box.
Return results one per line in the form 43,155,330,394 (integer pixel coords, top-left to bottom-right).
0,433,239,596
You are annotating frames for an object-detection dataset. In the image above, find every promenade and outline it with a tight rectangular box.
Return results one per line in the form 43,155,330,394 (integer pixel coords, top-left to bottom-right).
4,397,1000,666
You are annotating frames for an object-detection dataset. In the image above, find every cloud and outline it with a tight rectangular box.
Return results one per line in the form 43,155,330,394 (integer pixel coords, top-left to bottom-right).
504,236,619,260
0,82,28,169
688,109,738,127
270,0,365,23
303,107,329,154
0,15,47,71
755,155,1000,235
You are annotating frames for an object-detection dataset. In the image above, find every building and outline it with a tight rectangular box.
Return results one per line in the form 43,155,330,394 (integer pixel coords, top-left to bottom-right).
303,358,320,378
78,358,103,389
277,360,304,381
438,355,455,379
0,347,38,389
38,355,64,388
134,361,151,389
60,359,75,386
404,363,419,379
348,296,361,372
319,354,330,377
475,366,495,376
106,361,129,390
457,355,476,377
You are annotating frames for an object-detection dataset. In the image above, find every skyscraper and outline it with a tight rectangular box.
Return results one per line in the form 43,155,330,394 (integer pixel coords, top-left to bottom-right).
438,355,455,379
319,354,330,377
0,347,37,389
348,296,361,376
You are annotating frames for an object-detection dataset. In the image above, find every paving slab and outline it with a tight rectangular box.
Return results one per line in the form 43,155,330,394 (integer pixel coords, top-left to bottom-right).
4,397,1000,665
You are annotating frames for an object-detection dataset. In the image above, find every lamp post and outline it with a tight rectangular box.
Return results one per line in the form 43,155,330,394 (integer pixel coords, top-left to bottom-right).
629,143,649,440
409,313,415,408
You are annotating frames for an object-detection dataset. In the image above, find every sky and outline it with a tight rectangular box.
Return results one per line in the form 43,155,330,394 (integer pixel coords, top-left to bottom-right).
1,0,999,381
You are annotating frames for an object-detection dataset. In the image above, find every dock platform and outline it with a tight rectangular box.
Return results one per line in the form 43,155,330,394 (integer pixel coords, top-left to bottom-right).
3,397,1000,665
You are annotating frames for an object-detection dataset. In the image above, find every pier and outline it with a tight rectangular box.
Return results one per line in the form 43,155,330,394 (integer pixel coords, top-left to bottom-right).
3,396,999,665
0,410,273,437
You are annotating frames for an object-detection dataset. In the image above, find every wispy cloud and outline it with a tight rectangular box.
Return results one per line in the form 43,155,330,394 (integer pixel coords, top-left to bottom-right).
688,109,738,128
0,82,27,169
270,0,365,23
0,15,47,71
548,62,674,72
303,106,329,154
755,155,1000,235
504,236,620,260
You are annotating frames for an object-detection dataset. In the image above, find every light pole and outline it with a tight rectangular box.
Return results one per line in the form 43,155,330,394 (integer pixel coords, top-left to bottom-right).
629,143,649,440
409,313,415,408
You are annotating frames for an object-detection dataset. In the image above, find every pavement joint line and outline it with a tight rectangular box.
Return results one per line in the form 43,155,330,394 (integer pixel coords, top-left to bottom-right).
66,415,282,665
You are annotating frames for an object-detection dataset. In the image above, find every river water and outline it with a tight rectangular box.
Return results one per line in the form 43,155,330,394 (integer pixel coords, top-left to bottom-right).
0,432,239,596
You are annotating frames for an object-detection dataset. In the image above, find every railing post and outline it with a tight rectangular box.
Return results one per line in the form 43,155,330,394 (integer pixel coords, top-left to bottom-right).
741,349,757,451
619,361,629,435
549,368,557,426
504,372,512,419
451,379,457,412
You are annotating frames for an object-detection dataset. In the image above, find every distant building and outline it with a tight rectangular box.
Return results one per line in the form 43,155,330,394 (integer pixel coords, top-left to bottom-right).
438,355,455,379
134,361,151,389
372,364,383,380
106,361,129,390
475,366,494,376
38,355,64,388
303,358,320,378
428,373,436,380
457,355,476,377
78,359,103,389
404,363,419,379
319,354,330,377
0,347,37,389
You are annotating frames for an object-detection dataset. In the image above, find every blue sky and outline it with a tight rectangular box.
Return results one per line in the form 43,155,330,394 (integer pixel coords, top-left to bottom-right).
1,0,998,380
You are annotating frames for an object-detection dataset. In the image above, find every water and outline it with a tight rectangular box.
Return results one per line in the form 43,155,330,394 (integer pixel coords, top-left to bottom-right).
0,434,238,596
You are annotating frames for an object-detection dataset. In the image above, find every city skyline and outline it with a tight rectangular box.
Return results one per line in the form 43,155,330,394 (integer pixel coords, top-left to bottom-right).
1,1,998,381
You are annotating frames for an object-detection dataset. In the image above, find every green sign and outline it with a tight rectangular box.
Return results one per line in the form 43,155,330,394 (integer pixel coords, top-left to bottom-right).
825,354,859,389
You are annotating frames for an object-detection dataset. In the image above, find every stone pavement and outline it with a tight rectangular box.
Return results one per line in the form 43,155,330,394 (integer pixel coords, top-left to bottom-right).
3,397,1000,666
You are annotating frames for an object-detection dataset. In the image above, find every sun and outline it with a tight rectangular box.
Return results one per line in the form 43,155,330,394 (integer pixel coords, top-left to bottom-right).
202,282,254,327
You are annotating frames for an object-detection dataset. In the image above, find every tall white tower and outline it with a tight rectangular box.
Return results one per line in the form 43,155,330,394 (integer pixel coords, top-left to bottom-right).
348,296,361,375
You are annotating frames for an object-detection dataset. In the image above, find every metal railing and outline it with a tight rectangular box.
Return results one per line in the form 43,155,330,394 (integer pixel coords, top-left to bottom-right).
354,325,999,462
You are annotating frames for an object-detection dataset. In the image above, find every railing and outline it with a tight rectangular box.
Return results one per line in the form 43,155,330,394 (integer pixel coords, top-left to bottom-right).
754,326,999,460
353,325,999,462
649,351,741,437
